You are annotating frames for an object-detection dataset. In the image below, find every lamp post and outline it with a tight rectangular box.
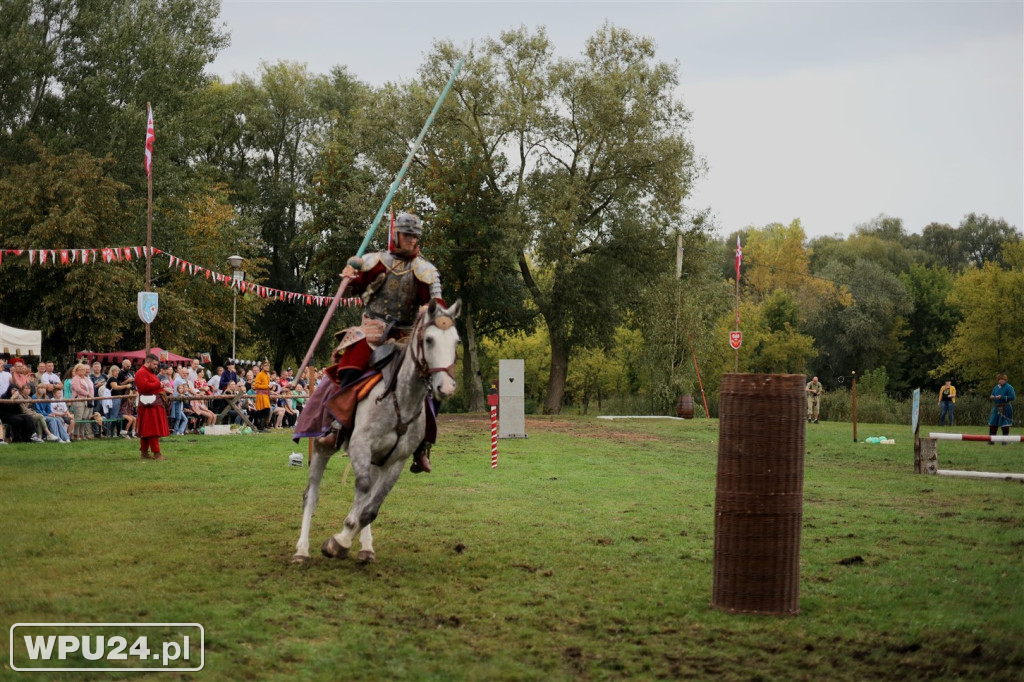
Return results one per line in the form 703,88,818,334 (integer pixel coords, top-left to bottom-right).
228,255,245,360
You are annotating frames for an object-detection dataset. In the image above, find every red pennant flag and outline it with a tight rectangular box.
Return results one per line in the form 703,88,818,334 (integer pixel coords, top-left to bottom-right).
145,104,155,178
388,208,395,252
134,246,141,258
123,248,132,261
180,261,186,272
60,250,69,265
735,235,742,282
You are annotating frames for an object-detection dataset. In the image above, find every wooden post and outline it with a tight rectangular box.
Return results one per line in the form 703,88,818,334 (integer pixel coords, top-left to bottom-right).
307,365,316,465
915,438,938,474
851,374,858,443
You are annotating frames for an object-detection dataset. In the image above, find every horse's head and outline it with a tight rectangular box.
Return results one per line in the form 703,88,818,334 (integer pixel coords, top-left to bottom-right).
416,299,461,401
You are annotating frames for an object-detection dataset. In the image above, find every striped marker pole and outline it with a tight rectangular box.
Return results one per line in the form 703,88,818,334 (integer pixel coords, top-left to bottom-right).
490,406,499,469
929,433,1022,443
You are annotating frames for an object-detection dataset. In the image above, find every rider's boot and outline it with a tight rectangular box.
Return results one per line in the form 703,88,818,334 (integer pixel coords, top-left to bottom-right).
317,420,345,450
410,441,432,474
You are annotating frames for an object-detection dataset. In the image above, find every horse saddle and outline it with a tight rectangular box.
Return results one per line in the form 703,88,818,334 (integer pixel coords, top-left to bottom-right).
326,343,405,431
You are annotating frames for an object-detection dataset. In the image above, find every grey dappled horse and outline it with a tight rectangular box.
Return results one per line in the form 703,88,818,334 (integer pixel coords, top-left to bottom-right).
292,300,461,564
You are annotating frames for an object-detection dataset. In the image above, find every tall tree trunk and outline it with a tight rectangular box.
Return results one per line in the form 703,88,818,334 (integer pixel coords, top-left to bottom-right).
462,302,486,412
545,331,569,414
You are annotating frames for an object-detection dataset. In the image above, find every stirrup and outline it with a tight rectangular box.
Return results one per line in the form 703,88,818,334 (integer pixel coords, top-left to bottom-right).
317,421,344,451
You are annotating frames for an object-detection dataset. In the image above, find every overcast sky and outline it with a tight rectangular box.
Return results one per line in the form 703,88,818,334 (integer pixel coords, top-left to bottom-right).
210,1,1023,240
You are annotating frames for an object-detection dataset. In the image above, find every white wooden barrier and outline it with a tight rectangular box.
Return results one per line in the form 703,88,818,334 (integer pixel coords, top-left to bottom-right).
918,433,1023,481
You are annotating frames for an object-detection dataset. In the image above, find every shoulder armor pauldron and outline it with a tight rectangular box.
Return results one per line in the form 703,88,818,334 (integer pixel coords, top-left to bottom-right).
361,252,384,271
412,256,438,285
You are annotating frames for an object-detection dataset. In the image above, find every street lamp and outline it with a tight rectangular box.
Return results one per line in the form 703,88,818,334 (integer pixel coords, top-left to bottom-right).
228,255,245,360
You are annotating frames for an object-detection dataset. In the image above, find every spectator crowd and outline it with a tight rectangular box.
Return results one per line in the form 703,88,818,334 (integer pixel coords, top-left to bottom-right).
0,356,321,445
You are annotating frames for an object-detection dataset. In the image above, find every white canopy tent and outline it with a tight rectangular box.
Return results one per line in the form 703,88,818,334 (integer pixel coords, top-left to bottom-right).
0,323,42,357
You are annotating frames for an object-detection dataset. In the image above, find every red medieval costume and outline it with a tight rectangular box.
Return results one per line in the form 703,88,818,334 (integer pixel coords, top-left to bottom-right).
135,362,170,459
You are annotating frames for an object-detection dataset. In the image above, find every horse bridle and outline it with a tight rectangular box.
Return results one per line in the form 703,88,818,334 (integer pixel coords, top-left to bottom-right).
412,313,458,385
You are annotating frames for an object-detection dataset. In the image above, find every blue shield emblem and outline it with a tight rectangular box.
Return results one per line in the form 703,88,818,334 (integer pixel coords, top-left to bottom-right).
137,291,159,324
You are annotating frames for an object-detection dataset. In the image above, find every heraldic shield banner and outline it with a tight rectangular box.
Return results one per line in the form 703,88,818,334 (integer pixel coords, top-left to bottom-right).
729,330,742,350
138,291,159,324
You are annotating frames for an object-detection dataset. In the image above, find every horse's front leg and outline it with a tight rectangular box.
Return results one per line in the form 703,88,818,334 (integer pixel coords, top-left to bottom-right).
293,441,332,564
321,440,376,559
326,443,406,559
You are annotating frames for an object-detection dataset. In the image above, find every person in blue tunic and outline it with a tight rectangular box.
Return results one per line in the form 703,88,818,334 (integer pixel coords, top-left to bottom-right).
988,373,1015,444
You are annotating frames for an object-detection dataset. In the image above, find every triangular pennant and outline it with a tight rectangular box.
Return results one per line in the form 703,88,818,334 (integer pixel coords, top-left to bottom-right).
61,250,69,265
123,248,132,261
180,261,186,272
29,250,36,265
134,246,141,258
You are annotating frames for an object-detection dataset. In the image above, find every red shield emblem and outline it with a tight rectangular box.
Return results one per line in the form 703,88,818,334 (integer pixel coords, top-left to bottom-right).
729,331,742,350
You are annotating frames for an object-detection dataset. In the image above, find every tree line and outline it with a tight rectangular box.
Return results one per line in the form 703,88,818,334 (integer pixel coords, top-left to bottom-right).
1,1,1020,414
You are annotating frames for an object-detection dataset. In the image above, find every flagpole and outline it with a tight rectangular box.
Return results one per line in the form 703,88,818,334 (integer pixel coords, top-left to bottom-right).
734,276,739,372
145,102,153,355
734,235,741,373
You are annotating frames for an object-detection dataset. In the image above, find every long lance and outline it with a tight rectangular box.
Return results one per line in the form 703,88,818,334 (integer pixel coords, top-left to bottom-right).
294,57,465,384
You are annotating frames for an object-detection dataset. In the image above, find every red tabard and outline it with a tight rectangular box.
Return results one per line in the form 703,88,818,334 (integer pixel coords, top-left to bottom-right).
135,366,170,438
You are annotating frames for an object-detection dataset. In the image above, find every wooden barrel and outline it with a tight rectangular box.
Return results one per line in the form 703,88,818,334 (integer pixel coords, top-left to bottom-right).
676,394,695,419
712,373,805,615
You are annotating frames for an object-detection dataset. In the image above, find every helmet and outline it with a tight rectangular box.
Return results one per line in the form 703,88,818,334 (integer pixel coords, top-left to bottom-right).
393,212,423,237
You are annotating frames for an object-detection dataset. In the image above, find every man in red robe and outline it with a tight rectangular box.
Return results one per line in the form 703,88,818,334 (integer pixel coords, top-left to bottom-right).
135,353,170,460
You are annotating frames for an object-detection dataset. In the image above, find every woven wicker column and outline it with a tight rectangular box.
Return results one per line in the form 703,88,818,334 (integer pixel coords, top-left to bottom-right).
712,373,805,615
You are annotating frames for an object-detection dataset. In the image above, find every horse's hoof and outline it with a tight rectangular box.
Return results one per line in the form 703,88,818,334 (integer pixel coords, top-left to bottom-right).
291,554,310,566
321,536,348,559
357,550,376,564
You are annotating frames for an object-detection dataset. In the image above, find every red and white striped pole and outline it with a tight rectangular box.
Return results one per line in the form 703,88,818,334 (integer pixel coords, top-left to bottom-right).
929,433,1022,443
490,406,499,469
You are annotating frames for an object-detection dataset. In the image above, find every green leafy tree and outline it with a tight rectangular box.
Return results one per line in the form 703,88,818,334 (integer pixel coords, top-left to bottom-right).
958,213,1021,269
805,259,913,383
894,263,960,391
0,143,136,361
421,24,701,413
920,222,964,272
936,242,1024,388
631,228,729,412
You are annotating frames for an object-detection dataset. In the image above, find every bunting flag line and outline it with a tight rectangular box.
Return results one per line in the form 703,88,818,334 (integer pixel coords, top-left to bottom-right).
0,245,361,309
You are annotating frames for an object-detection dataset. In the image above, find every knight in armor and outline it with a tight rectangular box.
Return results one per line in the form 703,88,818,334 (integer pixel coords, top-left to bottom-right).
309,212,445,473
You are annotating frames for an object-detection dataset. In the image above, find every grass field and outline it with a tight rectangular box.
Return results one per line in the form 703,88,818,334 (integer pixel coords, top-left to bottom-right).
1,415,1022,680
